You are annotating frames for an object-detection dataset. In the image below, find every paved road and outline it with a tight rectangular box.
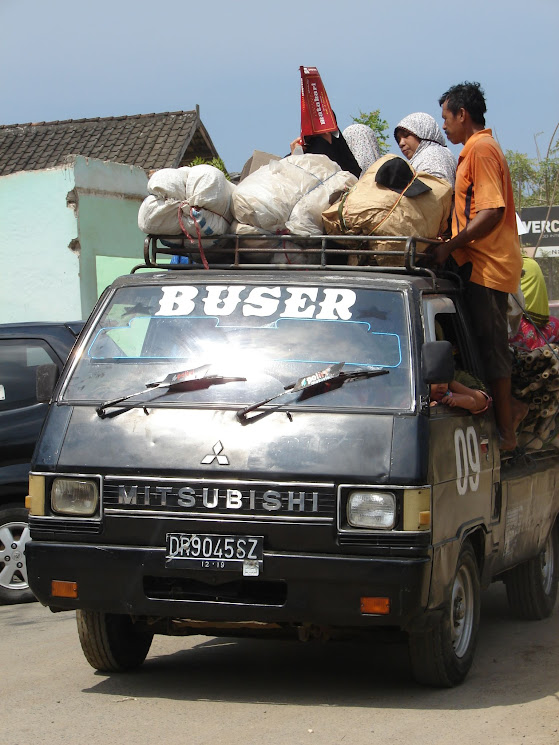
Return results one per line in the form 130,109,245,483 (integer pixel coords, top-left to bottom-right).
2,584,559,745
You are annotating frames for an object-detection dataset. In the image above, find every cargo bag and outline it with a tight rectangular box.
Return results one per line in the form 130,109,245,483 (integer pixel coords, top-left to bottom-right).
322,154,452,266
231,153,357,237
138,165,235,244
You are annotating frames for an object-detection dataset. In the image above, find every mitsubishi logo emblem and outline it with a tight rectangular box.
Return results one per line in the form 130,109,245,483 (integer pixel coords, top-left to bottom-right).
201,441,229,465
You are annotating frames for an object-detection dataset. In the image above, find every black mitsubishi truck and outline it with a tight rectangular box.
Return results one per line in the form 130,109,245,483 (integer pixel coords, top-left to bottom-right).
25,237,559,686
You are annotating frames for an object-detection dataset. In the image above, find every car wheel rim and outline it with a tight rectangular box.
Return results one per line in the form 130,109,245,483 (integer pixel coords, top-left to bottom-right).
541,532,555,596
451,564,474,658
0,521,31,592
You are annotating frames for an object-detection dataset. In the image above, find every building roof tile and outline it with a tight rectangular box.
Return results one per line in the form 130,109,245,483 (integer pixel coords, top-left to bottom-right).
0,109,221,176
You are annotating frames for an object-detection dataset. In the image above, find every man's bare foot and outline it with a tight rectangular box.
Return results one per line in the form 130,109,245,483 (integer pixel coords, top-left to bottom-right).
511,398,529,432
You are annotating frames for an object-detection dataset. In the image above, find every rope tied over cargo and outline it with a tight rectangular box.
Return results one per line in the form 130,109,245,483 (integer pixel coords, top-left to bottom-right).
339,174,424,237
177,202,232,270
177,202,209,269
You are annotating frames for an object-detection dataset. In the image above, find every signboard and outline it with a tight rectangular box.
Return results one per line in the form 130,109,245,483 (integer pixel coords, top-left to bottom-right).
519,206,559,256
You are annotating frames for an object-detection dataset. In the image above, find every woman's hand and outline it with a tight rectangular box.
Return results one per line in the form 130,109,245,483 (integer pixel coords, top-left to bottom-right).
290,137,303,154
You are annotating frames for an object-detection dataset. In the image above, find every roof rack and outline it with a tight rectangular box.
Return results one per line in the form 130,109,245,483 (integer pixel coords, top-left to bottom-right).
135,234,445,283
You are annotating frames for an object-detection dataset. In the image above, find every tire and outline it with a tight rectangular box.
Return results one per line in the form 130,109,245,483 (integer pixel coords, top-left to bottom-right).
409,541,480,687
0,504,35,605
504,525,558,620
76,610,153,672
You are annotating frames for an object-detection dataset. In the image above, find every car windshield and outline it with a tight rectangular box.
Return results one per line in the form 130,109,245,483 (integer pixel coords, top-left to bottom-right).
63,282,412,411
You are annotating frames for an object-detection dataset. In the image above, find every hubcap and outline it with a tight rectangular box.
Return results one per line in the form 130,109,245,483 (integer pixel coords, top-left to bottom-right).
451,563,474,658
0,521,31,592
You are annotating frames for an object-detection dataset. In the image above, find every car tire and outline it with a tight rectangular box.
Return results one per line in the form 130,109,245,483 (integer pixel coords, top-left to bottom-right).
408,541,480,687
504,525,558,620
0,504,35,605
76,609,154,672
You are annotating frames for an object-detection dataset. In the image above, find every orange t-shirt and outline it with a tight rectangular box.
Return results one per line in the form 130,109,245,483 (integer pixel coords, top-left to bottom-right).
452,129,522,294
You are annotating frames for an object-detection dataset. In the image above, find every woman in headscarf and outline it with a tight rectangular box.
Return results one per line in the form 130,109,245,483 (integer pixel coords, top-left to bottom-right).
510,256,559,349
394,112,457,187
342,123,381,177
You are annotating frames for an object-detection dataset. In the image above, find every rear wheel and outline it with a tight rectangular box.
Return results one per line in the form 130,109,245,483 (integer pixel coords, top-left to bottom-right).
76,610,153,672
409,541,480,687
0,504,35,605
504,526,558,620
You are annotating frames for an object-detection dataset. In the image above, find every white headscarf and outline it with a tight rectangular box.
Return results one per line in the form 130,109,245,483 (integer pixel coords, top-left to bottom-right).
342,124,381,177
394,112,457,187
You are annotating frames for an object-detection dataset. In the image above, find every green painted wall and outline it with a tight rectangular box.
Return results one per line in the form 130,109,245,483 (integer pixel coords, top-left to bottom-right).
73,156,148,316
0,164,81,323
0,156,148,323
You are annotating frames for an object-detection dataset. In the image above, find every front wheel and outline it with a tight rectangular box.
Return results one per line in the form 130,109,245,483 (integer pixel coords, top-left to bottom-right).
504,526,558,620
408,541,480,687
76,610,153,672
0,504,35,605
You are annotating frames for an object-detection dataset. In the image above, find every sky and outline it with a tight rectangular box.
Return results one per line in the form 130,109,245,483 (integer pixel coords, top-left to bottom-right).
1,0,558,174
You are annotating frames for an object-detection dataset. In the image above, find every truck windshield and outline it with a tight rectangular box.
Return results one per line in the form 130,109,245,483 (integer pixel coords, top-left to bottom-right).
63,282,413,411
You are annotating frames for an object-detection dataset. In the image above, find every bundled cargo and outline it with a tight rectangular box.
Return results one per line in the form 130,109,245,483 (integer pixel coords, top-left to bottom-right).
138,165,235,244
322,154,452,266
232,153,357,236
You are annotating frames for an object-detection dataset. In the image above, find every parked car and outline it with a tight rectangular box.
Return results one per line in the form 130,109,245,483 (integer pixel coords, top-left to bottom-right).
0,321,83,604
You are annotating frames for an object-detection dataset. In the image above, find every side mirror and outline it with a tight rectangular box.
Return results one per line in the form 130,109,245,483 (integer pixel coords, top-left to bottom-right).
36,364,59,403
422,341,454,384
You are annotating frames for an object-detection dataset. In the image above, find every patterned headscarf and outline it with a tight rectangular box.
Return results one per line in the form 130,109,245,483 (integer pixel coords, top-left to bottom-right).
342,124,381,177
394,112,457,187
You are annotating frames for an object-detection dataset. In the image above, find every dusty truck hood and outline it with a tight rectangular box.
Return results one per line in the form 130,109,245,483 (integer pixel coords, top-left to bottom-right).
35,403,428,484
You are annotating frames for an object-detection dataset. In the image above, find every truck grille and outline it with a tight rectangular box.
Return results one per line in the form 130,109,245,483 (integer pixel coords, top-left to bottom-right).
103,477,336,521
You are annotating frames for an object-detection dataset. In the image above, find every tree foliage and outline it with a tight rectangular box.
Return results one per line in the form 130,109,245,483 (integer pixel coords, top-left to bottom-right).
188,156,230,180
351,109,391,155
506,128,559,209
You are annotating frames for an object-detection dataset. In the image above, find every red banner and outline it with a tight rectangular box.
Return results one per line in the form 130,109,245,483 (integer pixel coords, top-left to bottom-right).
300,66,337,138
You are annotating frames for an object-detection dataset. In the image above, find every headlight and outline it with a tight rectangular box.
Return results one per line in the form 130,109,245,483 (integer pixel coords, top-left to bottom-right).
347,490,395,529
51,478,99,516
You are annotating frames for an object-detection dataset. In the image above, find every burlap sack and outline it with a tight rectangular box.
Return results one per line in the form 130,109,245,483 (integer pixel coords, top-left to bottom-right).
322,154,452,266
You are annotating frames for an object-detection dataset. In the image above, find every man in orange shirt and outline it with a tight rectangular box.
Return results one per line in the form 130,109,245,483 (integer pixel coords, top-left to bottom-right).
432,81,526,451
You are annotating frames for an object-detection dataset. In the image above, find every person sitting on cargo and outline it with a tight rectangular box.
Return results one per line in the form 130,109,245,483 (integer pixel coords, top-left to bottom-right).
394,112,457,187
341,123,381,177
430,380,492,414
289,123,361,178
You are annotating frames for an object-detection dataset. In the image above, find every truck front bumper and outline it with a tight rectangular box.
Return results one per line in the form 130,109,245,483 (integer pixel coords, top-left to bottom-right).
27,541,432,632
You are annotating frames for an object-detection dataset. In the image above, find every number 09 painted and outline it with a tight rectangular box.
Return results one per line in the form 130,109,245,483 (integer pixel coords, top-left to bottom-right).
454,426,480,495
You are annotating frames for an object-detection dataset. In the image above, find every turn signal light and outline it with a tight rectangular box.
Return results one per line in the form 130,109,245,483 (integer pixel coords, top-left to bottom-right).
51,580,78,598
360,596,390,615
419,510,431,528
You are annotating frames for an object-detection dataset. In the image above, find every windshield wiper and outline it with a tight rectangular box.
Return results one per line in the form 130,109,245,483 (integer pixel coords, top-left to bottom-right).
96,364,246,418
236,362,389,421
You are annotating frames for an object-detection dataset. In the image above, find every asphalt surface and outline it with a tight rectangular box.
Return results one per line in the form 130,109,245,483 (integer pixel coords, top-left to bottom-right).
2,583,559,745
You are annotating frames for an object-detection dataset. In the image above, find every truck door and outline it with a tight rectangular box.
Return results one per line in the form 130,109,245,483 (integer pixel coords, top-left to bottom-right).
422,295,499,601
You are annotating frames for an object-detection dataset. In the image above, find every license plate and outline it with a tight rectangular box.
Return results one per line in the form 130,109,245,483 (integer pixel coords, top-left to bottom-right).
166,533,264,572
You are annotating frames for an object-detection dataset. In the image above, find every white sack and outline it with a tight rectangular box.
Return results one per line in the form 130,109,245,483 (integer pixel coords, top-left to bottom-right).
286,167,357,235
138,165,235,241
231,154,357,235
138,195,181,235
147,167,189,199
